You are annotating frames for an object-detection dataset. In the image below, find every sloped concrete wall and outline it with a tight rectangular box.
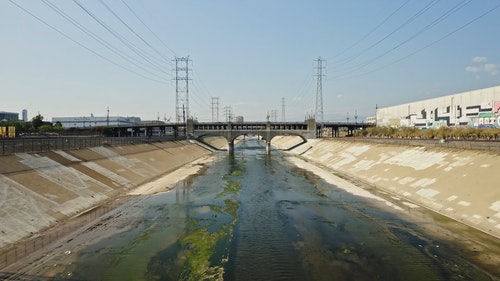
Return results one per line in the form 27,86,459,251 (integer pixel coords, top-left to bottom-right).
0,141,210,248
287,139,500,238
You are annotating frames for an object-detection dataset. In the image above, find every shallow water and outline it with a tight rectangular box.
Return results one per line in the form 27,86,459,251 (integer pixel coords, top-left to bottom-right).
64,139,497,280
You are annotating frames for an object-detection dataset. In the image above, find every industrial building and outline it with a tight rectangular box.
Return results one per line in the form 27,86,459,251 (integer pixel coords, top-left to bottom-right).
52,116,142,128
376,85,500,128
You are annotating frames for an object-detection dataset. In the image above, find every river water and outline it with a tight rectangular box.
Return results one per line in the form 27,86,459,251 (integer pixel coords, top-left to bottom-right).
64,139,497,281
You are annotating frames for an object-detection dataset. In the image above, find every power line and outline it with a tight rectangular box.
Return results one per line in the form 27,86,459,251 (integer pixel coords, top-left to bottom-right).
40,0,171,83
333,0,442,72
121,0,177,59
333,0,473,79
329,0,411,62
337,2,500,80
8,0,169,84
73,0,169,75
98,0,172,66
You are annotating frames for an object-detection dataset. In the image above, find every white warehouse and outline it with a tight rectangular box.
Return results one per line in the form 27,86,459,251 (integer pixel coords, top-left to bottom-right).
52,116,141,128
376,85,500,128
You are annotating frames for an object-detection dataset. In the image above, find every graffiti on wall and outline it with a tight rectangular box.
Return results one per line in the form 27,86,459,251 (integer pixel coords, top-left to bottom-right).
402,101,500,128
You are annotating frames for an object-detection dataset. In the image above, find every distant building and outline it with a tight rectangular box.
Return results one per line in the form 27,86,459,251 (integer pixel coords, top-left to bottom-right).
0,111,19,121
234,116,244,123
22,109,28,122
52,116,141,128
365,116,376,124
377,85,500,128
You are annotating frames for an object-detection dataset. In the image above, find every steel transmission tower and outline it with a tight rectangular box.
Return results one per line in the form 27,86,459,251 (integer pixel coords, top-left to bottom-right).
211,97,220,122
223,106,232,122
281,97,285,122
174,57,191,123
314,57,326,123
270,110,278,122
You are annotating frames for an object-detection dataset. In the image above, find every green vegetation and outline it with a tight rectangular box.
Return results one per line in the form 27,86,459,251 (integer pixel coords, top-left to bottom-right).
357,126,500,140
1,114,64,136
176,163,245,280
217,180,242,198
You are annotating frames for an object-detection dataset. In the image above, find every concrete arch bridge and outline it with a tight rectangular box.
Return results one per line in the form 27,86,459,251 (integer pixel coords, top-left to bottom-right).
187,119,317,153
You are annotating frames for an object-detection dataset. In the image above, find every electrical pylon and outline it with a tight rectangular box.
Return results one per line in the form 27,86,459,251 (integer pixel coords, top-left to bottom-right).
211,97,220,122
281,97,285,122
174,57,191,123
314,57,325,123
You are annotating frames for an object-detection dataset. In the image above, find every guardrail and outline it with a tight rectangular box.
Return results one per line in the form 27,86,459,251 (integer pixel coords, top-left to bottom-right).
0,135,178,156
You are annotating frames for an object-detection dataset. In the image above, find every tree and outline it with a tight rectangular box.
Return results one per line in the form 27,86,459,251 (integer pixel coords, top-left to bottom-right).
32,114,44,130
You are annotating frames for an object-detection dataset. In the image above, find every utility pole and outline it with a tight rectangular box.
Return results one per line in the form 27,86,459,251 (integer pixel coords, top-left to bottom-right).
281,97,285,122
211,97,220,122
314,57,326,124
174,57,191,123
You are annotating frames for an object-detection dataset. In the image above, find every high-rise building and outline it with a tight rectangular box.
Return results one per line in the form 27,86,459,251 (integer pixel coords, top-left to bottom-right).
22,109,28,122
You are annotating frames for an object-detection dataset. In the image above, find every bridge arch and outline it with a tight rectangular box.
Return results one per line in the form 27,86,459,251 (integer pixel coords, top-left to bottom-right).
194,131,308,153
188,119,317,153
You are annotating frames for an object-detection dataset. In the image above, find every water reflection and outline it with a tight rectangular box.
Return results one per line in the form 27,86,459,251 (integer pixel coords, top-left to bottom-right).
65,139,496,281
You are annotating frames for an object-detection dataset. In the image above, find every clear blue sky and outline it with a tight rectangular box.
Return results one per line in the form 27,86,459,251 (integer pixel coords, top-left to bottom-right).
2,0,500,122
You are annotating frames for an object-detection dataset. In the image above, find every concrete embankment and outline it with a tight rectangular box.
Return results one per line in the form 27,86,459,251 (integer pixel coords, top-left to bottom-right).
0,140,211,249
282,138,500,239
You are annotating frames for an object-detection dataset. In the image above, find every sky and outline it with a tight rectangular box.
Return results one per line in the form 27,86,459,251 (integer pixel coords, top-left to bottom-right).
1,0,500,123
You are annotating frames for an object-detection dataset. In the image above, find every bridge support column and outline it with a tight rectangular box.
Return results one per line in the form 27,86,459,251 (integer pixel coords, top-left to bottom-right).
266,140,271,154
228,140,234,152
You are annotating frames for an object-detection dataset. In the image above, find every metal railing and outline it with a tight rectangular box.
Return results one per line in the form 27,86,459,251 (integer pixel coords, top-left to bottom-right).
0,135,179,156
344,137,500,152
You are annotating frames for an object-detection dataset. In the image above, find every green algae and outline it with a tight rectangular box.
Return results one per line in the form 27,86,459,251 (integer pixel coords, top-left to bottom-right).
174,162,244,280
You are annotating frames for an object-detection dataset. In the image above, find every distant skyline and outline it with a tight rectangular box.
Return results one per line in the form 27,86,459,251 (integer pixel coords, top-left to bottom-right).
2,1,500,122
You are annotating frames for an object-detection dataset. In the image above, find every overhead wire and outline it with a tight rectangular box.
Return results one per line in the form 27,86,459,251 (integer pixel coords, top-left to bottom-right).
328,0,411,63
342,2,500,80
121,0,177,60
190,83,212,119
333,0,442,72
332,0,473,79
73,0,170,76
8,0,170,85
40,0,171,83
97,0,172,67
191,69,214,106
287,69,316,120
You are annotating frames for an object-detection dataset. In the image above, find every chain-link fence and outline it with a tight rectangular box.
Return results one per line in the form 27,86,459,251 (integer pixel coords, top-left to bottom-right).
0,135,178,156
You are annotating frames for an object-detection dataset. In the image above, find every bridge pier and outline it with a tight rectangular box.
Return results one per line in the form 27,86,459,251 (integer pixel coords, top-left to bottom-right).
266,141,271,154
228,140,234,152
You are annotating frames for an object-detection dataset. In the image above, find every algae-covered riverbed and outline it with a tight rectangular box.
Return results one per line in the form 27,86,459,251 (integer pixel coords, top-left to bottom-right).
49,139,500,280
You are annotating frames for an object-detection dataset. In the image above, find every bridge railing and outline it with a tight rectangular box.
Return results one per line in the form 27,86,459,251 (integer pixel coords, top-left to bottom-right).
193,122,311,131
